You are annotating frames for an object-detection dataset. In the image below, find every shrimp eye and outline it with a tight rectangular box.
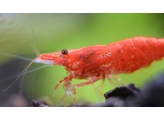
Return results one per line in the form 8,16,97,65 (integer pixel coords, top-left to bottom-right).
61,49,68,55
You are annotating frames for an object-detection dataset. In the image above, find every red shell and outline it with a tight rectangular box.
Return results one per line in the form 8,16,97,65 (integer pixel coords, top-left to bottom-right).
38,37,164,79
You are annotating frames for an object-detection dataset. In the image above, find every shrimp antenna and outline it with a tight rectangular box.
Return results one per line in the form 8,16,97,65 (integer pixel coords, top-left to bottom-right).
0,49,33,62
3,14,42,92
2,58,37,92
0,64,50,84
27,13,41,55
34,47,40,56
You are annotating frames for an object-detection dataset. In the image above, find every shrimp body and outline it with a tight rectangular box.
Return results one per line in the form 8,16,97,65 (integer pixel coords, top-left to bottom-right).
34,37,164,95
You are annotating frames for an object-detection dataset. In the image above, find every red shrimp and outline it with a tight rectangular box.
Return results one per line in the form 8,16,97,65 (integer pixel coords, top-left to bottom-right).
34,36,164,98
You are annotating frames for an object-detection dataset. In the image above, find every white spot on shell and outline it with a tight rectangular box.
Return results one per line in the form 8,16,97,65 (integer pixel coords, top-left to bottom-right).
71,71,75,76
72,61,80,69
101,63,112,68
99,53,112,58
131,55,134,59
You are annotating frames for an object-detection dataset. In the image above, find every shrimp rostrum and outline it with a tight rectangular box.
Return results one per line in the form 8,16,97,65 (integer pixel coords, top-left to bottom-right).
34,36,164,96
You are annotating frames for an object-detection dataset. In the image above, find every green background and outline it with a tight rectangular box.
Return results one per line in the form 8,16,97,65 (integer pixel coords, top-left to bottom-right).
0,13,164,106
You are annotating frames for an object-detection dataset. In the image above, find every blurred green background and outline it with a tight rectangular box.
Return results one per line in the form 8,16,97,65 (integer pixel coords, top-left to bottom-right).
0,13,164,106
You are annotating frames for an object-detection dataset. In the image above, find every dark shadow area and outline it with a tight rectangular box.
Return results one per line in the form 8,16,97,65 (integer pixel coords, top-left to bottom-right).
32,72,164,107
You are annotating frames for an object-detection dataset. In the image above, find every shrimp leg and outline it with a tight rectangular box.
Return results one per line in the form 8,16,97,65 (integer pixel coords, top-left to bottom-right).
54,74,73,94
107,74,127,86
71,76,102,98
54,74,73,105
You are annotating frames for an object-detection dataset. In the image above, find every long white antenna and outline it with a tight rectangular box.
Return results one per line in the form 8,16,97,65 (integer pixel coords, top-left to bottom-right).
0,64,50,84
2,58,36,92
27,13,41,56
2,14,43,93
0,49,33,62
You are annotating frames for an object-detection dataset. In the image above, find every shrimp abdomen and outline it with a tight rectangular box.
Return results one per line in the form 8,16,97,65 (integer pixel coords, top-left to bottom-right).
108,37,164,73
